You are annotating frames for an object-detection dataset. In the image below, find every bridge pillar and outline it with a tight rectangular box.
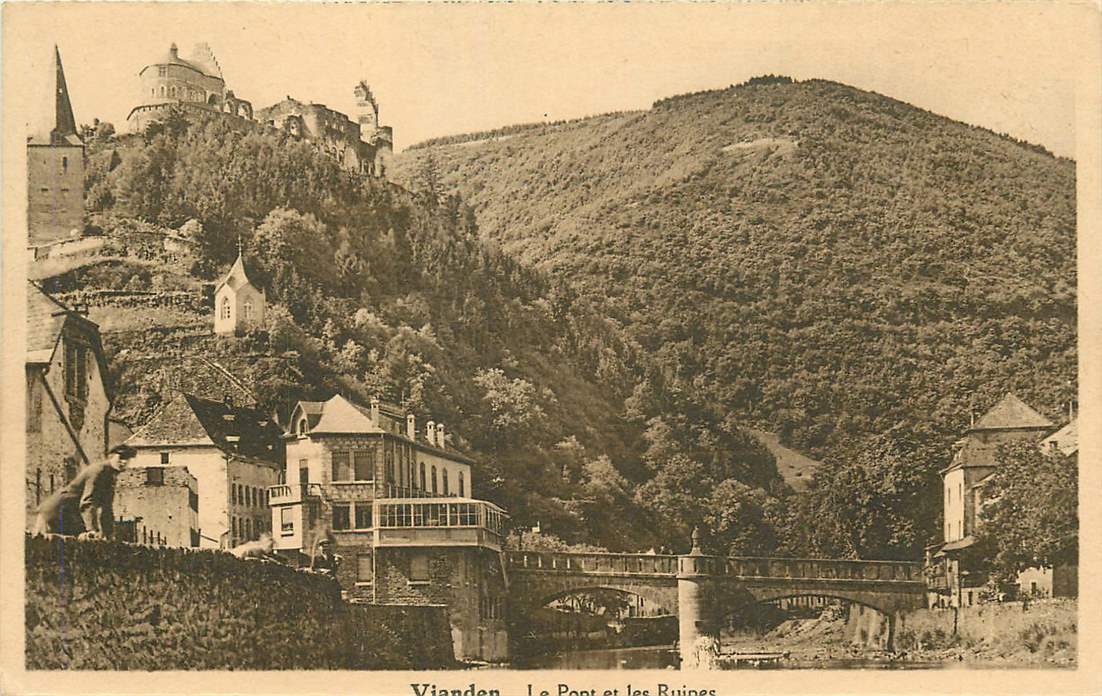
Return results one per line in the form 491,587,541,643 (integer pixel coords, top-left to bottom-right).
677,528,719,668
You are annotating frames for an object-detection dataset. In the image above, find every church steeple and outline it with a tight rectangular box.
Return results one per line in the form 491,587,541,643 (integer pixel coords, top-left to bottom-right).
28,45,85,246
30,45,80,146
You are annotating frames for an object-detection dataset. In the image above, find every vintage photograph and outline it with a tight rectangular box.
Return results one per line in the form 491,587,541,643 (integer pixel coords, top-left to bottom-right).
4,1,1095,687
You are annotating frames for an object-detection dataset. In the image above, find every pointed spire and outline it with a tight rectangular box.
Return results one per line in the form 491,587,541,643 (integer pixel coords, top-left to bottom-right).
29,45,80,146
52,46,78,140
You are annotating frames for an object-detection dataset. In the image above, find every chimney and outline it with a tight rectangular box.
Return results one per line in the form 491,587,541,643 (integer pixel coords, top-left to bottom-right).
370,397,380,425
406,413,416,440
169,42,179,59
436,423,446,449
426,421,436,445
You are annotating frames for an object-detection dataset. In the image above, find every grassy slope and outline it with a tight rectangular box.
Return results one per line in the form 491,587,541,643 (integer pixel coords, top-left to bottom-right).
393,78,1077,459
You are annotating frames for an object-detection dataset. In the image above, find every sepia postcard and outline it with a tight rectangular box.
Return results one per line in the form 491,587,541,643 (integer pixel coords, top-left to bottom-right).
2,2,1101,695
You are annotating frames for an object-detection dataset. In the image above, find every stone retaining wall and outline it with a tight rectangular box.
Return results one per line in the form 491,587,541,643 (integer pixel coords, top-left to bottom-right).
25,535,456,670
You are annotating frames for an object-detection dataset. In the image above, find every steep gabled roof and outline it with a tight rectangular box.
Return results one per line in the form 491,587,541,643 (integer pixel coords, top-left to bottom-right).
128,393,215,448
971,393,1054,431
128,392,282,464
214,252,262,294
310,394,385,435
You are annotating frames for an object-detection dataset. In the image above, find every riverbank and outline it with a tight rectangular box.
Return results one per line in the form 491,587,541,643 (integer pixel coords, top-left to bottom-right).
895,599,1076,667
717,599,1076,668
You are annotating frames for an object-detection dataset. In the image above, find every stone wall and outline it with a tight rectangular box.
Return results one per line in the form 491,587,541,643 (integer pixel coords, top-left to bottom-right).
25,535,456,669
114,465,198,548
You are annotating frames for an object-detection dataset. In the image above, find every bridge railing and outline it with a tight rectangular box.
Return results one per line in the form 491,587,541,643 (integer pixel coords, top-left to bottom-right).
721,557,923,582
507,551,678,575
507,551,923,583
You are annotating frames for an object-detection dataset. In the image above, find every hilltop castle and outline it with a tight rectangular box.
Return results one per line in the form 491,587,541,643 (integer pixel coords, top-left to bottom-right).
126,43,392,178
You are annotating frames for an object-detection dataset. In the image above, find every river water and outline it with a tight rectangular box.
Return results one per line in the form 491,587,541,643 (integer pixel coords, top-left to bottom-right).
511,645,948,670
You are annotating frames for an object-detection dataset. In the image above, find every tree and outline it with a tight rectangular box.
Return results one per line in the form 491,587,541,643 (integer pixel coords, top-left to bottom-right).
974,442,1077,584
794,425,943,560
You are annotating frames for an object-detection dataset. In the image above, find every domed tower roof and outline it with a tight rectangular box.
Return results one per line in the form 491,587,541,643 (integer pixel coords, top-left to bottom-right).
145,42,224,80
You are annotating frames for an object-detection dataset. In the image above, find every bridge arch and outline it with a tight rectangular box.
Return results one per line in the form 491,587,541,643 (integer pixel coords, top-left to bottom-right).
537,585,676,617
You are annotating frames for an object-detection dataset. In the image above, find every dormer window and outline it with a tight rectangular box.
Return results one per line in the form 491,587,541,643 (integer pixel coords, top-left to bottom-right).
297,418,308,436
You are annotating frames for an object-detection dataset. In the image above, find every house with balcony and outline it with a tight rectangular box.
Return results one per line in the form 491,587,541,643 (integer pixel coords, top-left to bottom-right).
269,394,509,662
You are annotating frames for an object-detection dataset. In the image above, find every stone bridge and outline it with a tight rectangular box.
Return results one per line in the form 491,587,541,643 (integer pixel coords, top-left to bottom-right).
504,541,925,662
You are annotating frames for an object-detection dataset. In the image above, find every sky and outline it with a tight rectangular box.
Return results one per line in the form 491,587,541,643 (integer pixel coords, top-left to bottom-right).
3,3,1093,157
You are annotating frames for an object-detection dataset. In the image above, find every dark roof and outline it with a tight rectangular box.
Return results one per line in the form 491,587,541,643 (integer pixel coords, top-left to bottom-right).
129,392,282,464
27,46,82,147
971,393,1054,431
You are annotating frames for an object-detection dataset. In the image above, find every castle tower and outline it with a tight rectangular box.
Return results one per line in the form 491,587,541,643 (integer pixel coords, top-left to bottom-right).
213,250,266,335
27,46,84,246
353,81,393,178
354,81,379,132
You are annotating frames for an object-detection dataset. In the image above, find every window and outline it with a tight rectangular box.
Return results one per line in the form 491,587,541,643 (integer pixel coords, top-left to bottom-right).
356,553,373,584
49,474,55,494
332,503,351,530
220,297,231,320
231,484,238,505
297,418,308,436
159,66,167,77
232,517,238,539
160,451,170,465
331,451,352,481
384,441,395,484
431,466,438,495
146,468,164,486
245,518,252,540
442,468,449,496
354,503,372,529
459,472,465,497
353,450,373,481
947,486,951,505
27,372,42,432
62,156,68,173
299,460,310,485
410,554,430,582
243,301,253,320
35,469,41,506
420,462,427,491
189,489,198,512
64,342,88,400
280,507,294,535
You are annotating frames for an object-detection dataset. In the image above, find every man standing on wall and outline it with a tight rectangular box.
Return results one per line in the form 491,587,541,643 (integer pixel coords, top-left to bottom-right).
33,444,137,539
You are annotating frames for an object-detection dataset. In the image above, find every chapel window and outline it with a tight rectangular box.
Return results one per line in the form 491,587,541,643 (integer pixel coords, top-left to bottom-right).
220,297,231,320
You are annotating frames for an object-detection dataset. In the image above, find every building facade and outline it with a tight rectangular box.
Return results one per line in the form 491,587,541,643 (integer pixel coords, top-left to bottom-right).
115,465,200,548
26,282,114,529
28,46,84,247
269,394,509,661
213,251,266,335
927,394,1077,607
126,392,284,548
127,43,254,132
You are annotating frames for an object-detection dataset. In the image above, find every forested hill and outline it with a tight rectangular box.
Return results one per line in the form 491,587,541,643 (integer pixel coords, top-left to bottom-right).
393,76,1077,464
59,111,783,556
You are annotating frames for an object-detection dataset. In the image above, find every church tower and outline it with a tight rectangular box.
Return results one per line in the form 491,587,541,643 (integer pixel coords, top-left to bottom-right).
27,46,85,246
213,250,266,335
